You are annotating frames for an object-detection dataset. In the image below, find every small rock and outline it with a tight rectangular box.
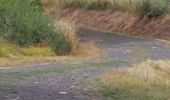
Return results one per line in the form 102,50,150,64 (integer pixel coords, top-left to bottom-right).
70,85,75,88
33,82,39,84
59,92,68,95
126,50,131,53
152,47,157,49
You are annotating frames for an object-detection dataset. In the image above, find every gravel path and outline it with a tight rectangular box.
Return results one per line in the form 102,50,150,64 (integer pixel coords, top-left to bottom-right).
0,28,170,100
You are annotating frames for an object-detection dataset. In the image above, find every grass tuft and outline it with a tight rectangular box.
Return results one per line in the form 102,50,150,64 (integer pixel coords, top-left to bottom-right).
54,18,79,54
74,42,101,58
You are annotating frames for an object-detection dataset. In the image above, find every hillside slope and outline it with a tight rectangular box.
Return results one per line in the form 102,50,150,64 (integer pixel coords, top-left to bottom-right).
57,9,170,40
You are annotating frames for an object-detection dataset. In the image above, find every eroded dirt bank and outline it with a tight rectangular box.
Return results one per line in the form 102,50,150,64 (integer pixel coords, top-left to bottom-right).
57,9,170,40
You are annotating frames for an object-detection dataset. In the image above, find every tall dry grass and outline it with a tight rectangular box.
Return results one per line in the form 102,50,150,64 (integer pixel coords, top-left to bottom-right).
41,0,168,17
90,60,170,100
54,18,79,54
54,18,101,57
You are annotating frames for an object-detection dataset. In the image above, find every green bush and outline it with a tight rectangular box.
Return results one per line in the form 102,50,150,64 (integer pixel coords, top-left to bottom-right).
0,0,71,55
143,0,167,18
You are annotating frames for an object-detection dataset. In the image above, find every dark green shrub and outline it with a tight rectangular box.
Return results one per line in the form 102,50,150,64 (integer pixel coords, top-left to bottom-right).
0,0,71,55
48,33,72,55
86,1,113,10
143,0,167,18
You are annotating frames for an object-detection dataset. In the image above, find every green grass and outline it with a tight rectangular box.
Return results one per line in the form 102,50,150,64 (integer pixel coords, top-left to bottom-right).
0,42,17,58
0,0,72,55
0,44,11,57
0,42,55,57
21,47,54,56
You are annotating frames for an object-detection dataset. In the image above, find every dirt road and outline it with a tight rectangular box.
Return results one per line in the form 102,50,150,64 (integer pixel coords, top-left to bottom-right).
0,28,170,100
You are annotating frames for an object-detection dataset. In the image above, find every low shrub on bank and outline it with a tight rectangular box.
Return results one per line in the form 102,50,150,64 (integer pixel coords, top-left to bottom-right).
143,0,167,18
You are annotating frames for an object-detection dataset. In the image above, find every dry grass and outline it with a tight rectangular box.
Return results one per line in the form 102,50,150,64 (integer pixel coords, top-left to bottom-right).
90,60,170,100
113,0,144,12
0,56,84,68
41,0,167,14
0,43,101,68
0,33,101,68
41,0,143,11
54,18,101,58
41,0,59,9
73,42,102,58
54,18,79,54
0,57,50,68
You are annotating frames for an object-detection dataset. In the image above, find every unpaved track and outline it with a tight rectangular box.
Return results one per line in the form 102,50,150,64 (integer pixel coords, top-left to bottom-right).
0,28,170,100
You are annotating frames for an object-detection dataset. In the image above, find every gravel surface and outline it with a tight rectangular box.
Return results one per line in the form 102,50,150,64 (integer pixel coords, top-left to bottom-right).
0,28,170,100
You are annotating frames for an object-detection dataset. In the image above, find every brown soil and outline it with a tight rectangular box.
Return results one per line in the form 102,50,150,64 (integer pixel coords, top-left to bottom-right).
55,9,170,40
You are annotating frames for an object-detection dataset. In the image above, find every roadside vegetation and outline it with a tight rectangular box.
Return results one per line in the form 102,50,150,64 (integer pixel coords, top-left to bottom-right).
90,60,170,100
41,0,168,18
0,0,73,56
0,0,101,67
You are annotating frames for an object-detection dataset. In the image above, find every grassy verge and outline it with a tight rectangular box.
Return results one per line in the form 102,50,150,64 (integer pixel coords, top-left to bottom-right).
20,47,54,56
90,60,170,100
0,42,53,67
0,0,101,66
0,42,54,57
0,42,17,58
0,41,101,67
